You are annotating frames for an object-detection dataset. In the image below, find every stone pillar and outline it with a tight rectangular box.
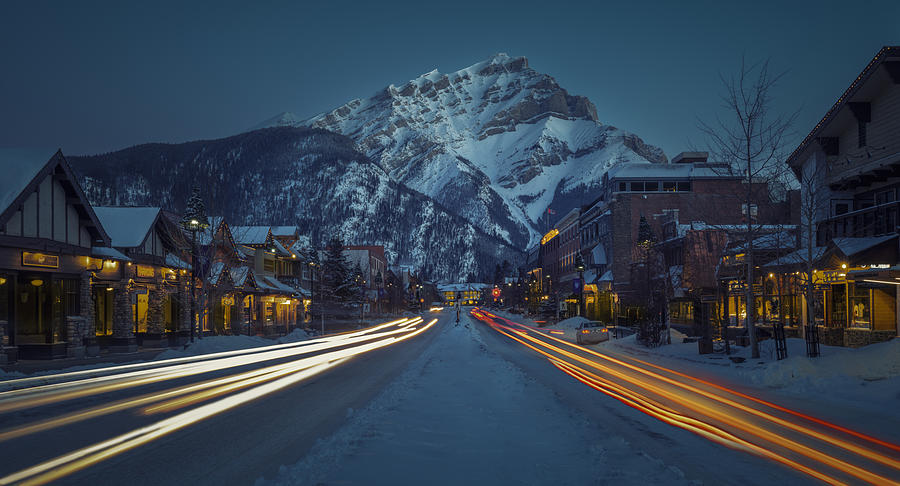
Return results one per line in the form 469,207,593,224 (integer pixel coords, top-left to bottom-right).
80,271,99,357
144,281,167,348
176,280,191,345
0,320,13,364
66,316,86,358
110,282,137,353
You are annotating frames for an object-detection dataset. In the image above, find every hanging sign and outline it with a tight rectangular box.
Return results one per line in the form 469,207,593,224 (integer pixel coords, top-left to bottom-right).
22,252,59,268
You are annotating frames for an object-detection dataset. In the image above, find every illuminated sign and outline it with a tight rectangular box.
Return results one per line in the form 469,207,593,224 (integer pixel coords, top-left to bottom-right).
492,287,501,298
22,252,59,268
540,229,559,245
136,265,155,278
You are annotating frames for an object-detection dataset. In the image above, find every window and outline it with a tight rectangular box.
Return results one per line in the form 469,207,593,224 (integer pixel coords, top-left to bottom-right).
618,182,627,192
630,181,644,192
676,181,691,192
644,181,659,192
663,181,676,192
876,189,896,205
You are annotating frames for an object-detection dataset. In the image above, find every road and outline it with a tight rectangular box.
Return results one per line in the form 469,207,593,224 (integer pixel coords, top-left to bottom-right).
2,309,898,485
0,316,441,485
470,309,900,486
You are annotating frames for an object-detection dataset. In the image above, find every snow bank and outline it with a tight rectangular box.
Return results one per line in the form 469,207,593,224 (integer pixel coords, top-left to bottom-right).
743,337,900,390
155,330,312,360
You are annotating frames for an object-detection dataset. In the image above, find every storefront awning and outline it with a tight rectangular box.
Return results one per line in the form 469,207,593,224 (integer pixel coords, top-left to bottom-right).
92,246,132,262
846,264,900,287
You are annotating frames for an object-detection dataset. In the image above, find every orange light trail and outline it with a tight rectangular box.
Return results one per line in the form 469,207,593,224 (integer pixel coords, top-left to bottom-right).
473,311,900,486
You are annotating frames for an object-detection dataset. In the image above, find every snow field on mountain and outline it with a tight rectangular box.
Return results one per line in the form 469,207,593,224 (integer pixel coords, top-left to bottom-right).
261,316,694,485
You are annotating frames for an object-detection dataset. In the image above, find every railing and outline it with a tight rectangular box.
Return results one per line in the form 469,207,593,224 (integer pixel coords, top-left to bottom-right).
817,201,900,243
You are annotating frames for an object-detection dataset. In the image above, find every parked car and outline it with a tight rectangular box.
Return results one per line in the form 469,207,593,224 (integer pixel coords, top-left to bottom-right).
576,321,610,345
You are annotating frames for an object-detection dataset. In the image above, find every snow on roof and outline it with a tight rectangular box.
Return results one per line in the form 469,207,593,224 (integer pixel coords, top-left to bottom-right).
258,275,297,295
92,246,132,262
166,253,191,270
832,235,897,257
763,247,827,267
197,216,226,246
606,161,737,180
92,207,161,248
208,261,227,285
598,270,614,282
437,283,492,292
0,148,55,214
231,226,271,245
230,266,253,287
270,226,299,237
273,239,292,257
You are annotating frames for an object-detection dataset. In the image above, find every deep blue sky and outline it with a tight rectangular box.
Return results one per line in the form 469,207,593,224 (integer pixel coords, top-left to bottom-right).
1,0,898,158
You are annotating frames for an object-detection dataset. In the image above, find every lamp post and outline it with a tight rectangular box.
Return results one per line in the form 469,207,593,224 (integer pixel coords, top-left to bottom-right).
180,188,209,344
575,253,585,318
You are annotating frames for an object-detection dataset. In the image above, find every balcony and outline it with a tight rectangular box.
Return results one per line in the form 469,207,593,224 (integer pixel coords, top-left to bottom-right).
818,201,900,244
827,150,900,191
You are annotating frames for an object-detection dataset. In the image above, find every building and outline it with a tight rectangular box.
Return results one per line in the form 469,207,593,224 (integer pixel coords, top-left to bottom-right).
92,206,189,350
580,152,796,330
0,150,112,361
784,45,900,345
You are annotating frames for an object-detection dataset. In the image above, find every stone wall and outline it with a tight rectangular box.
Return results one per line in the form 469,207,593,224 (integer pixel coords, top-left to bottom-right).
844,328,897,348
111,282,137,353
66,316,87,358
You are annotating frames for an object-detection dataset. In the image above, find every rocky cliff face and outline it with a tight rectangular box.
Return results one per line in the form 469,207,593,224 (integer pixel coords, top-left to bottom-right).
258,53,667,248
69,127,521,282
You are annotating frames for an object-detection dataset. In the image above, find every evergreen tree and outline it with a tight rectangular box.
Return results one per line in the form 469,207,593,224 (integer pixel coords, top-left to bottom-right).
636,215,656,250
180,187,210,229
493,263,503,285
322,236,352,303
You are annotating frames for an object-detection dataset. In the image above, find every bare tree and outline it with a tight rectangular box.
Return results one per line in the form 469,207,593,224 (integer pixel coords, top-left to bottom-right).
698,57,799,359
795,157,830,356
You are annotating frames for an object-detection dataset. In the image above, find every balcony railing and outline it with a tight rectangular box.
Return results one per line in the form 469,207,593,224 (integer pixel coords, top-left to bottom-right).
817,201,900,244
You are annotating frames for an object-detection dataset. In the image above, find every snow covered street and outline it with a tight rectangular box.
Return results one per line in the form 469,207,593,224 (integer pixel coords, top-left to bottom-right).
264,312,785,485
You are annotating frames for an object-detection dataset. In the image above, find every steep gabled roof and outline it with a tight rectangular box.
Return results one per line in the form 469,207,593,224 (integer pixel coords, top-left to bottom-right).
0,149,51,214
231,225,272,246
0,149,110,245
787,46,900,170
93,207,162,248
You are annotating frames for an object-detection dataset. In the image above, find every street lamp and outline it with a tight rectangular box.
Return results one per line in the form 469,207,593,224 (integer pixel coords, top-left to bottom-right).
180,188,209,343
575,253,585,317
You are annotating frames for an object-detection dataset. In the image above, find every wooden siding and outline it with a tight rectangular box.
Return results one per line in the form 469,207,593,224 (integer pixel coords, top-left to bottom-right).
868,84,900,155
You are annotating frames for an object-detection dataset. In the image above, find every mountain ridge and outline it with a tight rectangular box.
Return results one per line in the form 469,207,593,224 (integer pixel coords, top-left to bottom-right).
257,53,667,248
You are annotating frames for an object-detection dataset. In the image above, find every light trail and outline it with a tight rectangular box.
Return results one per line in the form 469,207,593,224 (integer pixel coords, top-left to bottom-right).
0,316,439,485
472,310,900,485
493,316,900,472
0,317,414,392
0,319,420,413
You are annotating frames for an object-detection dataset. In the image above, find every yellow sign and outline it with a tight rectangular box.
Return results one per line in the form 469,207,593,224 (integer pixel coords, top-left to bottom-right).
22,252,59,268
136,265,155,278
540,229,559,245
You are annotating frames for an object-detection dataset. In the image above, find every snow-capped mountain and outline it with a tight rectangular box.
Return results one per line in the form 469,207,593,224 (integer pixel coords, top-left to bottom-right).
259,53,666,248
69,127,521,282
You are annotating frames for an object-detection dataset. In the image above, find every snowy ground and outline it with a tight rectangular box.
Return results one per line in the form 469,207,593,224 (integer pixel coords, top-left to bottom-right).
261,315,695,486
